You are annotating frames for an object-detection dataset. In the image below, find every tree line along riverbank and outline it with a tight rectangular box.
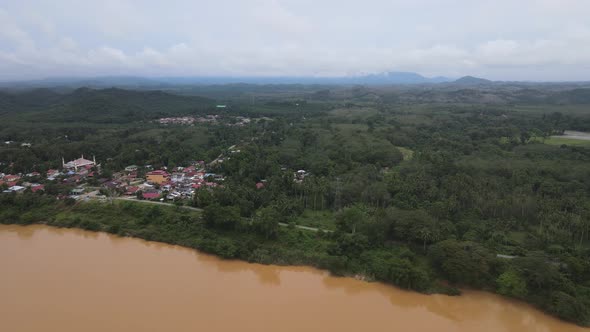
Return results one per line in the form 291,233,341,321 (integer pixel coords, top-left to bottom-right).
1,193,589,327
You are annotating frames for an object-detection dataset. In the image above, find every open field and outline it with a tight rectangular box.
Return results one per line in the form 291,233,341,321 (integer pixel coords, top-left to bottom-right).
547,131,590,146
561,130,590,140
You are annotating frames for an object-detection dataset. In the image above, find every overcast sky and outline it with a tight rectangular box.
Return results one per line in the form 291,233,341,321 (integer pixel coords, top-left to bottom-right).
1,0,590,81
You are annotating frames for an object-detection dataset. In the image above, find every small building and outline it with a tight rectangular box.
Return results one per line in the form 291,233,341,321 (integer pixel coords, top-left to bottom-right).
70,188,85,196
146,170,170,185
64,175,82,184
31,184,45,193
294,170,307,183
47,169,60,177
125,165,139,172
3,174,20,183
170,173,186,183
8,185,26,193
124,186,140,195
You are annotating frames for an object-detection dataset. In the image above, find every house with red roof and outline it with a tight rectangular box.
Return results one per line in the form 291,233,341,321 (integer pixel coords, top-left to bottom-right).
142,191,161,200
183,166,196,173
31,184,45,193
64,175,82,184
124,186,140,195
3,175,20,182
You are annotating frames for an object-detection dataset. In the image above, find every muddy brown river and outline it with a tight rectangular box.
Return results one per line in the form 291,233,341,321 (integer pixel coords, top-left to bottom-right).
1,225,588,332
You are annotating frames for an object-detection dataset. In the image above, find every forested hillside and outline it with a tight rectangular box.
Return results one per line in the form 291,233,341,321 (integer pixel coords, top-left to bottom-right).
0,88,214,123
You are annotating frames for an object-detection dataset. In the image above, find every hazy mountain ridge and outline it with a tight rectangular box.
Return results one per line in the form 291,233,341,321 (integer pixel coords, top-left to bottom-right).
0,72,451,88
453,76,493,85
3,73,590,90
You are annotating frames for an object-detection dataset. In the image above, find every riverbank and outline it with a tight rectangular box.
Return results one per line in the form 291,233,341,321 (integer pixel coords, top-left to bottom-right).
0,196,589,327
3,224,587,332
0,198,456,292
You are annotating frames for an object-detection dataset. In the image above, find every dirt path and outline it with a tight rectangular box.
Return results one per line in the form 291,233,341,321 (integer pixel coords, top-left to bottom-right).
113,197,332,232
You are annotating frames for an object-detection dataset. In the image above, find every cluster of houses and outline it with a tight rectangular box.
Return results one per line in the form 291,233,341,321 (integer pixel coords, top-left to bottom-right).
42,156,100,185
0,152,231,202
101,161,225,201
0,172,45,194
2,147,297,202
157,115,259,127
1,155,99,194
157,115,219,125
232,116,251,126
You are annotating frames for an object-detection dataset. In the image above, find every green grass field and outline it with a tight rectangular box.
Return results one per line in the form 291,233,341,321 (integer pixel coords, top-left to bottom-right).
545,136,590,147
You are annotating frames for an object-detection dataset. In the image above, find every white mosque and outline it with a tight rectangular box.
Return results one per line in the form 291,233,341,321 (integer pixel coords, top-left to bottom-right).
62,155,98,171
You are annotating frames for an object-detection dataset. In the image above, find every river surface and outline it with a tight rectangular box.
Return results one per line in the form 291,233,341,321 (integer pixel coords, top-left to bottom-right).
1,225,588,332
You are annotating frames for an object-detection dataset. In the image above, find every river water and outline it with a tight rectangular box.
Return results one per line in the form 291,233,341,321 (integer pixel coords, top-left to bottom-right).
0,224,588,332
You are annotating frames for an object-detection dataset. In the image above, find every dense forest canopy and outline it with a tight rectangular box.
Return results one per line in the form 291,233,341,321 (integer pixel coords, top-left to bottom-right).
1,84,590,326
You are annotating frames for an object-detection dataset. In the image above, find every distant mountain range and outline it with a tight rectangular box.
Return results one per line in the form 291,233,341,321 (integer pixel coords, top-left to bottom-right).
0,72,544,89
453,76,493,85
348,71,453,84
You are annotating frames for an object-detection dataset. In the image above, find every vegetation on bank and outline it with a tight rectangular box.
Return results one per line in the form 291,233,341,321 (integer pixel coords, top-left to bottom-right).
1,193,589,326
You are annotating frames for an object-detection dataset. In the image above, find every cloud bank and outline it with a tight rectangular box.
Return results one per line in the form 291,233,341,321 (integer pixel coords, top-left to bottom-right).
1,0,590,81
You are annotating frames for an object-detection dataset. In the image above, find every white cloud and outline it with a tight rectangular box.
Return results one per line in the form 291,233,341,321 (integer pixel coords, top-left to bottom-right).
0,0,590,80
0,9,35,50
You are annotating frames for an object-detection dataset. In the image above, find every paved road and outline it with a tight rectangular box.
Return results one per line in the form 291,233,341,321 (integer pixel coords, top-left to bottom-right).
112,197,332,232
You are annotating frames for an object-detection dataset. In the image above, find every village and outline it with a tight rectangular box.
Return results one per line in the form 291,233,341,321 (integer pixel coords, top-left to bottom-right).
157,114,254,127
0,153,308,203
0,155,226,203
